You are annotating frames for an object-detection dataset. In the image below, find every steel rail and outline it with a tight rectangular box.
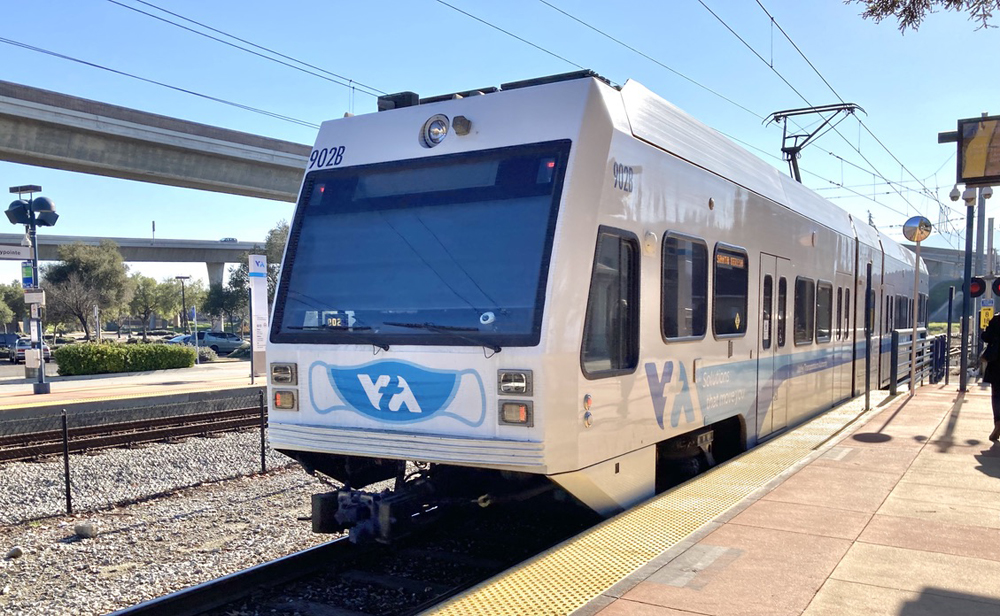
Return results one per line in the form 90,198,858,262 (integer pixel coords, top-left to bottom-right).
107,539,351,616
0,407,261,462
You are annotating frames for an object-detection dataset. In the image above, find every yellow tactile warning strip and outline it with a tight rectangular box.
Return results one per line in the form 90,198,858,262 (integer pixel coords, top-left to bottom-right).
0,380,252,411
430,391,892,616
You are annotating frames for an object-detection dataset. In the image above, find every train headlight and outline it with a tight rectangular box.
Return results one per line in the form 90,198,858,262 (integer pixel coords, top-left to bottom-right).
499,401,533,426
273,390,298,411
271,362,297,385
420,114,449,148
497,370,532,395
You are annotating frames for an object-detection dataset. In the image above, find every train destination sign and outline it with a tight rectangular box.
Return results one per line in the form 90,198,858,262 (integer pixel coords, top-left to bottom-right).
958,114,1000,186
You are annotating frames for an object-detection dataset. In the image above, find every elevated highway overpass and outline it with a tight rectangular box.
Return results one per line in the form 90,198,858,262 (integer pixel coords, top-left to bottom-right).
0,80,310,202
0,234,259,286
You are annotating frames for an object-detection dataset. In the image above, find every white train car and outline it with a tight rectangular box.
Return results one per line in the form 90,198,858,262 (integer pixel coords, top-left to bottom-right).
266,71,925,541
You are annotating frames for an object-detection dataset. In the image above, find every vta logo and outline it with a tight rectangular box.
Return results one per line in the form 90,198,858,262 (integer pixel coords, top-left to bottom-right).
644,361,696,429
254,259,265,268
358,375,422,414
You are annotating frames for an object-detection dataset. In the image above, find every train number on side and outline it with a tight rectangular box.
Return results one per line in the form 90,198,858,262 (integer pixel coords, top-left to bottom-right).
613,162,634,193
308,146,346,170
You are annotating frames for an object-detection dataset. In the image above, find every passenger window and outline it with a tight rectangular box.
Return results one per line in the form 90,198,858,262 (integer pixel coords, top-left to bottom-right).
836,287,843,341
762,275,773,350
816,281,833,343
844,289,850,337
713,245,748,337
582,228,639,377
794,277,815,345
777,277,787,348
662,233,707,339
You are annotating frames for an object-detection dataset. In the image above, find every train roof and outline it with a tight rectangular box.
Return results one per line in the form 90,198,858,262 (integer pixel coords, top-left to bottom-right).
619,80,858,239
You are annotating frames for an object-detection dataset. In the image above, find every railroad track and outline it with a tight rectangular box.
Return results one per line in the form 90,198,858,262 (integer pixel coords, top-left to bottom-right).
112,498,598,616
0,407,263,462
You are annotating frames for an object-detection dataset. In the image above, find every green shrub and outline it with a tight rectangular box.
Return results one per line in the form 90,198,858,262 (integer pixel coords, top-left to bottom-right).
54,341,196,376
197,346,218,363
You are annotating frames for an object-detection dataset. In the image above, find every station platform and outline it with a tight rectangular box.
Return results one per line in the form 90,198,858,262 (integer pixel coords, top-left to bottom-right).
433,382,1000,616
0,360,258,411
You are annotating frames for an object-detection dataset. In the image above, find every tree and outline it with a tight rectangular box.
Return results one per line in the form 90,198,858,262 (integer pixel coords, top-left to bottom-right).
43,241,132,339
128,275,176,340
0,282,24,332
202,283,245,333
229,220,288,306
847,0,998,31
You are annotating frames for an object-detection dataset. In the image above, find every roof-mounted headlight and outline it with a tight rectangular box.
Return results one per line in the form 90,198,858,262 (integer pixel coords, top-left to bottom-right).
420,114,449,148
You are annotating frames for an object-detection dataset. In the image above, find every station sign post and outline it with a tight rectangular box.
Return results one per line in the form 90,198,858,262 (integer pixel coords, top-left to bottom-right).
249,255,268,378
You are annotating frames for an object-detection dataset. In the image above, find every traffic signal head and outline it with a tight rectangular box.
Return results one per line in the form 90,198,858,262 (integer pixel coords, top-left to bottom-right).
992,278,1000,297
970,277,987,298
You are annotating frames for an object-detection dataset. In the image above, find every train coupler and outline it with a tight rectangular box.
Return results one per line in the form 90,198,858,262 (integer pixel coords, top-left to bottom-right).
312,481,440,544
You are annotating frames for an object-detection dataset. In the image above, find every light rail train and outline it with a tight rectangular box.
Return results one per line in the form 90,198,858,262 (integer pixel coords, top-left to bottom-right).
265,70,927,542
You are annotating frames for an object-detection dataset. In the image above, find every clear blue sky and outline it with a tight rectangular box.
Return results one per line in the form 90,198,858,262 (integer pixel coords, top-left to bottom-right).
1,0,998,286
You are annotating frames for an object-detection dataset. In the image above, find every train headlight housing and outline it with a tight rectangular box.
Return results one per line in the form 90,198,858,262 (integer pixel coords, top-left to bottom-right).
270,363,297,385
499,401,533,426
420,114,449,148
273,390,298,411
497,370,532,395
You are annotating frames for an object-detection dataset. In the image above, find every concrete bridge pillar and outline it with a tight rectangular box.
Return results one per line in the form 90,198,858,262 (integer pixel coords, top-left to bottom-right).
206,262,226,288
206,262,225,331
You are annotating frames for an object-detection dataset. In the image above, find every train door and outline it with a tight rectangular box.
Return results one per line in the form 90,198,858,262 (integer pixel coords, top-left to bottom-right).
757,254,791,439
834,272,853,404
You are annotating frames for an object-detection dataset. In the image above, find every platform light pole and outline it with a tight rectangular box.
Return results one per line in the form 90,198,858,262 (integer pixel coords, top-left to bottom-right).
175,275,190,334
903,216,932,396
7,185,58,395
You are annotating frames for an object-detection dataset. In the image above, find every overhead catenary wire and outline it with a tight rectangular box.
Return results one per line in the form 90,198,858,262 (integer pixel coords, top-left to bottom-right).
0,37,320,129
696,0,925,222
434,0,923,236
109,0,385,97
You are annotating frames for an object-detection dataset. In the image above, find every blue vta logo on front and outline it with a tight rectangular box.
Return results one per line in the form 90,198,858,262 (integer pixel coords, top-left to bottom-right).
328,361,460,422
645,361,696,429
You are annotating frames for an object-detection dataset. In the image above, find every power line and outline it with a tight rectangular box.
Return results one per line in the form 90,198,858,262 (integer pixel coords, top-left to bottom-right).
0,37,320,129
751,0,945,212
110,0,385,97
536,0,764,120
432,0,584,69
696,0,923,220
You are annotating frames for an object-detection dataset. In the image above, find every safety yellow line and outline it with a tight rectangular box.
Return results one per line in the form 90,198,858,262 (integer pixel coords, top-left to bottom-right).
430,392,890,616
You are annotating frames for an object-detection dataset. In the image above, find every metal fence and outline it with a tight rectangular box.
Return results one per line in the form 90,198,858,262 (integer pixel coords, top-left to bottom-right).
0,388,294,526
888,331,948,394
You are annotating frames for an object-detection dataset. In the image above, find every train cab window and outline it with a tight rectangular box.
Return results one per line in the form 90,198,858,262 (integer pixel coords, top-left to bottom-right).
777,277,787,348
713,245,748,337
582,228,639,378
794,277,815,345
836,287,843,340
662,233,707,340
762,275,773,350
816,281,833,343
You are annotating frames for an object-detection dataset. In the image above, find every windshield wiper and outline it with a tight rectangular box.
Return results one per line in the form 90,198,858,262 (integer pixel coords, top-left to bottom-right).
287,325,388,351
383,321,501,353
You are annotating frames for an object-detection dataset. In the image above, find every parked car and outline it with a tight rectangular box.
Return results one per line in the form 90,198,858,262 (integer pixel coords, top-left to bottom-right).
9,338,51,364
166,332,243,354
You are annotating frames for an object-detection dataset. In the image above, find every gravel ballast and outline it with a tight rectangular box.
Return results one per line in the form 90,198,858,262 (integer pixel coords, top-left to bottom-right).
0,432,337,615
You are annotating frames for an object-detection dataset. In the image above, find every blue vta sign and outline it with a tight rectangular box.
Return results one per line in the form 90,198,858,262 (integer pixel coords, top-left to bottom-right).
308,360,487,427
644,361,697,429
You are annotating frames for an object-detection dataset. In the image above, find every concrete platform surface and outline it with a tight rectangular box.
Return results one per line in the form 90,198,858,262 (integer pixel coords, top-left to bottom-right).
0,360,258,410
588,383,1000,616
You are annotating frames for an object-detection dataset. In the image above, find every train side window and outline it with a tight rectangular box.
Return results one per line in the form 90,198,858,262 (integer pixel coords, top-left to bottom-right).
844,289,850,336
713,244,748,337
762,275,773,350
777,277,787,348
662,233,707,340
816,281,833,343
794,277,815,345
581,227,639,378
836,287,843,341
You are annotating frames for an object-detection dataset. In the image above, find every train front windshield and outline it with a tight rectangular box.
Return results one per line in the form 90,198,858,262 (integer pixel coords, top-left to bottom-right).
273,140,570,348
